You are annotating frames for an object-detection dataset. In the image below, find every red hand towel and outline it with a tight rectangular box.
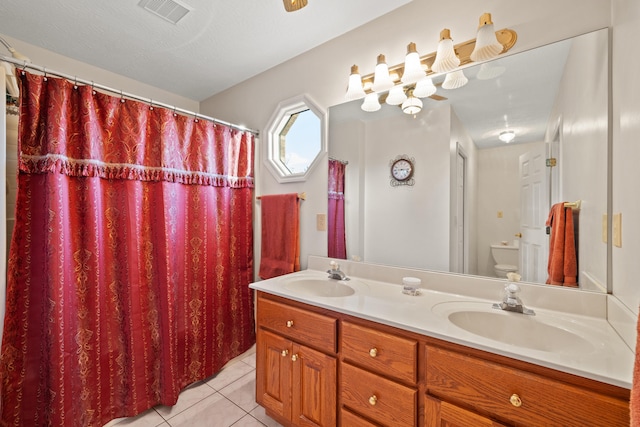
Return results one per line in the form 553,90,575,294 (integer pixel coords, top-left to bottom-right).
259,193,300,280
545,202,578,287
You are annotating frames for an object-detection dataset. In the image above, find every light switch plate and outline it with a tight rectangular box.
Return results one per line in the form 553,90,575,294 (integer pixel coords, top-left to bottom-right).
316,213,327,231
602,214,607,243
613,213,622,248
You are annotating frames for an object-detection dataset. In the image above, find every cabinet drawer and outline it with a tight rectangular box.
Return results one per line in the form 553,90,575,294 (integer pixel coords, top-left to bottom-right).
341,408,381,427
341,363,416,427
257,297,337,354
342,321,418,384
426,346,629,427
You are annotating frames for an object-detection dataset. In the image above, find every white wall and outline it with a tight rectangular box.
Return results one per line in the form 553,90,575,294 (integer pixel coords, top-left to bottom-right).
547,29,609,291
612,0,640,314
0,34,199,112
200,0,611,278
363,106,451,270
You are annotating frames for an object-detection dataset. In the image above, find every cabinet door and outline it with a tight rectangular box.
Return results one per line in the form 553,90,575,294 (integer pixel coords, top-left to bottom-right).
256,329,292,422
291,343,337,427
425,395,507,427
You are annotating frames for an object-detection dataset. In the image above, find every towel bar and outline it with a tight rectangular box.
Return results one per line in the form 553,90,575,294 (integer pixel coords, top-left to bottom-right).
564,200,581,210
256,192,306,201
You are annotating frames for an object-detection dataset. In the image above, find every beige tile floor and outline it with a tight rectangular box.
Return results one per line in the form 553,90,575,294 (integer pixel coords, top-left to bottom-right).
104,345,283,427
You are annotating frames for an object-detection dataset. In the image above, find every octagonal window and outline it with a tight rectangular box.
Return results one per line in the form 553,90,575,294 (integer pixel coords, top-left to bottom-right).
265,95,326,182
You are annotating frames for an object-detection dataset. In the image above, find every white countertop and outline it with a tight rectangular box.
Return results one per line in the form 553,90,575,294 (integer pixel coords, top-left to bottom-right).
250,264,634,389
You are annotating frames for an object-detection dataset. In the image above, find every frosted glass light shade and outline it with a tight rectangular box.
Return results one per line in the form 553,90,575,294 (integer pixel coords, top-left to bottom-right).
413,78,437,98
371,54,395,93
470,13,504,62
431,29,460,73
401,42,426,84
476,62,506,80
345,65,366,100
386,86,407,105
402,96,422,115
442,70,468,89
361,93,381,112
499,130,515,143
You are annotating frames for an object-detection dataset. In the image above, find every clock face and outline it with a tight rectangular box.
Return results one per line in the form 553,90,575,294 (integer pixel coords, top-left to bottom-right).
391,159,413,181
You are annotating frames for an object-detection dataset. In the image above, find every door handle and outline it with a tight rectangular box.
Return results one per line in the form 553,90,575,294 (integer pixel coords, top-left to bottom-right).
514,233,522,238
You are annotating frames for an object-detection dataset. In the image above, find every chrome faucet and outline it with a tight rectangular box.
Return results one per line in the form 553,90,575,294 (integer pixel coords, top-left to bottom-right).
493,283,535,315
327,261,349,281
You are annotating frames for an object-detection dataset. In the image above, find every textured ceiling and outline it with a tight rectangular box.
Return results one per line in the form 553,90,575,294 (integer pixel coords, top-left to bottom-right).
0,0,412,101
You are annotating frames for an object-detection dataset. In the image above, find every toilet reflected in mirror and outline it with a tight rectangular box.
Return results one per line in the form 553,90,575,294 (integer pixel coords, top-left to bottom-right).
490,244,519,278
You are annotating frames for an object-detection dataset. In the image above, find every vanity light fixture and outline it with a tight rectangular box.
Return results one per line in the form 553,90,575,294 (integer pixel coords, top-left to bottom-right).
346,13,517,114
401,89,423,115
345,65,366,100
283,0,307,12
470,13,504,61
431,29,460,73
401,42,427,84
413,78,437,98
441,70,469,89
499,130,516,143
361,92,382,112
371,54,395,93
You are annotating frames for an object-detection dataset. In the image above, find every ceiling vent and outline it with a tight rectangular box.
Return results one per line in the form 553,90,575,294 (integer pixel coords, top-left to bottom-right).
138,0,193,25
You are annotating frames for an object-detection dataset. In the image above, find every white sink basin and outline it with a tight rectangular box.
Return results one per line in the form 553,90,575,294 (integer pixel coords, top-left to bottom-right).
283,277,356,297
432,301,598,355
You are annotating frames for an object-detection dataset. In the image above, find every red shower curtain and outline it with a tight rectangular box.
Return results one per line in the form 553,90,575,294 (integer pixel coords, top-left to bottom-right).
0,71,256,426
328,159,346,259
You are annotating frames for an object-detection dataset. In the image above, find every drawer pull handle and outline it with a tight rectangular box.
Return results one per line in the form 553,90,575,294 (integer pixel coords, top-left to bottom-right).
368,395,378,406
281,349,288,357
291,354,298,362
369,348,378,358
510,394,522,407
286,320,294,328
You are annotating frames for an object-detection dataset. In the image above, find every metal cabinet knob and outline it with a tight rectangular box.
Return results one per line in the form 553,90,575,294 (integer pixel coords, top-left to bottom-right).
286,320,294,328
281,349,288,357
368,395,378,406
369,348,378,358
510,393,522,407
291,354,298,362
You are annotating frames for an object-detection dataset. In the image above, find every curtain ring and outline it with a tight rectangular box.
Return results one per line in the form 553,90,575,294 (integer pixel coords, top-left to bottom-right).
173,107,177,117
91,81,96,95
194,113,199,123
21,60,27,74
43,67,48,81
73,76,78,90
149,99,154,111
120,90,125,103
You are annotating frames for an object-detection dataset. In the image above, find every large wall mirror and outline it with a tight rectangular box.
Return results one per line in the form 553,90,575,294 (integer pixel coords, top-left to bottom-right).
328,28,609,293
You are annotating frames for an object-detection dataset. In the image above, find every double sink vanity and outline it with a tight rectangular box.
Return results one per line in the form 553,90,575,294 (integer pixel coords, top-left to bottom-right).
250,256,632,426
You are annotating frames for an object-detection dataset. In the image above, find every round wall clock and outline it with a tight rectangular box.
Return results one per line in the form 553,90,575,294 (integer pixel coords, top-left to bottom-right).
391,158,414,181
389,155,415,186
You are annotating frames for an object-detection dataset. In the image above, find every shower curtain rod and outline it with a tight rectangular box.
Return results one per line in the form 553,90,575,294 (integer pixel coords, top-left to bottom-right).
0,54,259,136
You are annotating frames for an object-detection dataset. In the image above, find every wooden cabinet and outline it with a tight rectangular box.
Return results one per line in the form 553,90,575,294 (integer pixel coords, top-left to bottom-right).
256,295,337,427
425,345,630,426
340,321,418,426
425,395,507,427
254,291,630,427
